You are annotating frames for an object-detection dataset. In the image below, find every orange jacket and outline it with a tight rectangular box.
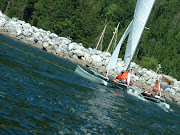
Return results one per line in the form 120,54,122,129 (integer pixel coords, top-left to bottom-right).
117,74,122,80
153,83,160,92
121,71,129,80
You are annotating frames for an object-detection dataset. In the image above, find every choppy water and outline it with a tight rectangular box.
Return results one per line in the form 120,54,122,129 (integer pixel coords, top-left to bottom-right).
0,33,180,135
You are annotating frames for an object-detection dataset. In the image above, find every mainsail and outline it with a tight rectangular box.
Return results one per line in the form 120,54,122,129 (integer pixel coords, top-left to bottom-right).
106,21,133,71
124,0,156,68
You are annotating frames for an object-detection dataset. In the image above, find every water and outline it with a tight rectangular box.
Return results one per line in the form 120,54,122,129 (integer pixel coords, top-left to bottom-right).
0,33,180,135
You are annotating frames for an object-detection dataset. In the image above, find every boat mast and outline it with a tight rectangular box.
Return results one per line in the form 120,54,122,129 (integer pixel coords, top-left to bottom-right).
96,24,107,50
106,22,120,52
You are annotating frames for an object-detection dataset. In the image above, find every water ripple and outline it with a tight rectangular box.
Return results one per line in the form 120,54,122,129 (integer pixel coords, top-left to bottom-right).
0,33,180,134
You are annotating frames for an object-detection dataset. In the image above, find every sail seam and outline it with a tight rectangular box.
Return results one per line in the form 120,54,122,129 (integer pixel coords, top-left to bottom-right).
140,0,151,10
134,14,145,25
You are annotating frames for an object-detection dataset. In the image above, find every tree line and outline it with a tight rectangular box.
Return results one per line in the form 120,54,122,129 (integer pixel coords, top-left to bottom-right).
0,0,179,80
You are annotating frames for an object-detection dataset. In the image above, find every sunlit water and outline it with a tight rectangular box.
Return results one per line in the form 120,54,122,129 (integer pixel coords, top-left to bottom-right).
0,33,180,135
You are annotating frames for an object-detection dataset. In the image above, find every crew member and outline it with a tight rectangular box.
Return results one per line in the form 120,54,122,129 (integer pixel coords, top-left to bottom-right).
120,69,132,86
143,80,160,96
152,80,160,96
117,71,124,80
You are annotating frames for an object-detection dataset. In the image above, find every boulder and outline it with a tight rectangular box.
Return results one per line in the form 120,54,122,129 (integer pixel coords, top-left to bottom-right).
160,82,169,90
49,33,58,39
83,53,91,61
52,37,60,45
88,48,95,55
172,93,180,102
73,49,85,57
174,81,180,88
18,20,26,25
43,42,49,48
3,14,10,21
37,40,43,45
27,37,35,43
161,91,173,101
137,68,144,76
72,54,79,60
91,55,102,63
60,38,71,46
176,87,180,93
23,23,31,29
52,45,59,51
68,42,77,51
169,88,176,95
0,19,6,27
0,10,2,16
93,49,102,55
22,29,30,37
12,17,18,22
42,35,51,42
161,75,174,85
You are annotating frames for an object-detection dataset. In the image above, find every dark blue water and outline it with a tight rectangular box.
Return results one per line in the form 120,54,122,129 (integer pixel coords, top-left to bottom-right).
0,33,180,135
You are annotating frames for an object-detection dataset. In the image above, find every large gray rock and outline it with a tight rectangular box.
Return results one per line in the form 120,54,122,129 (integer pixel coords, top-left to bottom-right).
2,14,10,21
52,37,61,45
43,42,49,48
83,54,92,64
22,29,31,37
42,35,50,42
164,87,176,95
68,42,77,51
174,81,180,88
0,10,3,16
0,19,6,27
27,37,35,42
172,93,180,102
93,49,102,55
12,17,18,22
73,49,85,57
88,48,95,55
23,23,31,29
91,55,102,63
169,88,176,95
160,82,169,90
49,33,58,39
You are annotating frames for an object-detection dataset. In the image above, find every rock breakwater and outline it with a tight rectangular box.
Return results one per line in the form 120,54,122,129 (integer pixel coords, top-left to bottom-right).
0,11,180,104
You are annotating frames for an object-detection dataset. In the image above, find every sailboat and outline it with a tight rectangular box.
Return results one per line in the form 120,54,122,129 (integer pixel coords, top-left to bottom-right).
76,0,155,85
75,0,169,108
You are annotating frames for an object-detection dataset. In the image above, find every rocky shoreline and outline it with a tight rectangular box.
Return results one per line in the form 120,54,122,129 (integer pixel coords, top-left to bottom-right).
0,11,180,104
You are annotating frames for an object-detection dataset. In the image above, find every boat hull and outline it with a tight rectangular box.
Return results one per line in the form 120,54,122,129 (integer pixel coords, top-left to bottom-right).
75,65,108,86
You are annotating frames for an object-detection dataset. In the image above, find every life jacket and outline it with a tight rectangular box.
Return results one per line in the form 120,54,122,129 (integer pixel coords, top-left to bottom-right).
117,74,122,80
121,72,129,80
153,83,160,92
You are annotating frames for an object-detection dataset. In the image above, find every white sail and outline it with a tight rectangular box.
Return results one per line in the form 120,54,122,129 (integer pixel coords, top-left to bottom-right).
124,0,156,68
106,21,133,71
